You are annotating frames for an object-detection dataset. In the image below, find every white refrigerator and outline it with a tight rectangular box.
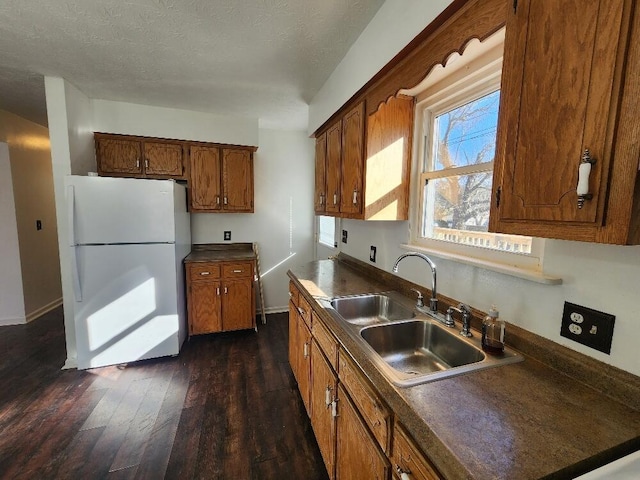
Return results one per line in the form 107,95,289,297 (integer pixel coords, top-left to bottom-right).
65,175,191,370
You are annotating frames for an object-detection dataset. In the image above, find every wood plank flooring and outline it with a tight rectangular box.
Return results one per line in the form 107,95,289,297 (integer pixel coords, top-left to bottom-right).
0,308,328,479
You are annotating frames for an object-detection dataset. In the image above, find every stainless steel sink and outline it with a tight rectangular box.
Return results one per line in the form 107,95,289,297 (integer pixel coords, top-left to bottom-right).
330,293,415,326
361,320,484,374
324,292,523,387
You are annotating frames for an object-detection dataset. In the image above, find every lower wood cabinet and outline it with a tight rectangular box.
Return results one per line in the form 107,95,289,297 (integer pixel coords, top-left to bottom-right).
186,260,255,335
288,280,442,480
391,423,441,480
310,339,337,479
335,384,390,480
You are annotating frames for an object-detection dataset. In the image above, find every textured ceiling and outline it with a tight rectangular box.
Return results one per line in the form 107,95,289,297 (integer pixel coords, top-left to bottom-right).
0,0,385,129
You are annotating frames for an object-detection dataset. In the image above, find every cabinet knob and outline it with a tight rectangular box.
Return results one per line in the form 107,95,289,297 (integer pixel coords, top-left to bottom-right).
216,196,220,205
224,286,228,294
352,189,358,205
136,159,140,168
223,196,228,205
333,193,338,205
145,158,149,169
216,286,220,295
577,148,596,209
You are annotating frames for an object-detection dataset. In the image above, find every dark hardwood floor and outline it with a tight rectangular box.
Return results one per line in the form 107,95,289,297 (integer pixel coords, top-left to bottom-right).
0,308,328,479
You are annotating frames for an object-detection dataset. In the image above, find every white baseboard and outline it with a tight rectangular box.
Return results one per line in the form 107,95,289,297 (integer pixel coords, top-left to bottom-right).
0,315,27,326
26,297,63,323
257,306,288,315
62,357,77,370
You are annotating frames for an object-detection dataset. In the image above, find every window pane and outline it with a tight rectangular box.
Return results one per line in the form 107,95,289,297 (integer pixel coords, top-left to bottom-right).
421,173,532,254
432,90,500,171
318,216,336,247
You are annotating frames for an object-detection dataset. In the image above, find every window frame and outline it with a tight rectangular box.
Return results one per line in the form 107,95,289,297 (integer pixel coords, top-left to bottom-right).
407,34,544,273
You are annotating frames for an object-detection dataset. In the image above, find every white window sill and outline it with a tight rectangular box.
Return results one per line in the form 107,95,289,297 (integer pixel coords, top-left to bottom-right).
399,244,562,285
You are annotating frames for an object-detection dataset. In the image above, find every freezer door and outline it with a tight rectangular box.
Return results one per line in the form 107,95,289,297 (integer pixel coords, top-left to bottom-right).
66,175,178,244
73,243,184,369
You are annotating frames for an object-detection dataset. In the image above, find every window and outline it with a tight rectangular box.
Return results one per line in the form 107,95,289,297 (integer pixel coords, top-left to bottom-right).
318,215,337,248
406,30,542,272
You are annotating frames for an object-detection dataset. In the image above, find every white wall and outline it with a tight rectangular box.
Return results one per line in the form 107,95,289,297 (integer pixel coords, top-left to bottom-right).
0,110,61,321
192,128,315,311
45,76,95,368
92,100,259,146
0,142,25,325
308,0,453,134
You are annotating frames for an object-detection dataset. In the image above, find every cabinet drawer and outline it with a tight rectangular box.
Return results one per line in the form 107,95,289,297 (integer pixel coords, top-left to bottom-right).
339,351,390,453
188,263,221,281
312,314,338,371
289,281,299,307
222,261,253,278
297,294,312,330
391,423,441,480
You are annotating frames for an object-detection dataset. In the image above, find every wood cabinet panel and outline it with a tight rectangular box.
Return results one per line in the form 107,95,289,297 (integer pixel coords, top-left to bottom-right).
310,340,337,479
222,261,253,279
340,102,365,215
96,137,142,175
143,142,184,177
188,263,221,281
490,0,640,243
325,121,342,213
289,281,299,307
391,423,441,480
288,300,299,376
190,145,222,211
297,317,312,415
364,95,414,220
339,351,390,453
222,278,254,331
336,384,390,480
189,279,222,335
315,132,328,214
222,148,253,212
312,314,338,371
297,294,312,330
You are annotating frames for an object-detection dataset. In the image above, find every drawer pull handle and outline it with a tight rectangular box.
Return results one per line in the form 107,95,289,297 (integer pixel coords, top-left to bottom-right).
303,342,309,358
325,386,332,407
216,287,220,295
224,286,228,294
145,158,149,169
199,272,210,276
395,465,412,480
233,269,242,273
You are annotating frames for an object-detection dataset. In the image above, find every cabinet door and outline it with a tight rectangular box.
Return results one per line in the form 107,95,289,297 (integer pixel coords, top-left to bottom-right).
222,149,253,212
315,132,328,214
96,137,142,176
297,318,312,416
340,102,365,215
325,121,342,214
143,142,184,178
289,300,299,379
222,278,254,331
491,0,628,231
190,145,222,211
335,385,390,480
310,341,337,480
189,280,222,335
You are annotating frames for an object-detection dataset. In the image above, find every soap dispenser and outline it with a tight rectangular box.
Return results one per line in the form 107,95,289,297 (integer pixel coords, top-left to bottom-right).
481,305,505,355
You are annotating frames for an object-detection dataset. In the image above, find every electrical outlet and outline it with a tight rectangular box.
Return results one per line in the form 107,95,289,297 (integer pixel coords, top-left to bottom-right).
342,230,348,244
224,231,231,241
560,302,615,354
369,246,377,263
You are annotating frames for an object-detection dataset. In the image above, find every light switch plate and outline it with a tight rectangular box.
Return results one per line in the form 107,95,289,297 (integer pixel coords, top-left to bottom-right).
369,246,377,263
224,231,231,241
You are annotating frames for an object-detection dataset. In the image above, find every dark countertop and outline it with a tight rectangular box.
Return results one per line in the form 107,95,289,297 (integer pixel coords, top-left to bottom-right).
288,257,640,480
184,243,256,263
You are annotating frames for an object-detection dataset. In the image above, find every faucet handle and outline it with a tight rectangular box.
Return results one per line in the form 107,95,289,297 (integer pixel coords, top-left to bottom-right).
410,288,424,308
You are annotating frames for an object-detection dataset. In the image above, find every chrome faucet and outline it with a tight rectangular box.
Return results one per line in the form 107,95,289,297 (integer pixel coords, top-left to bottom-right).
392,252,437,313
446,303,473,337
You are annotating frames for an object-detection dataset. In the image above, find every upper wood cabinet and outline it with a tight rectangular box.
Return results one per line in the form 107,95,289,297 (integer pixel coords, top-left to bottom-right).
95,133,185,179
490,0,640,244
189,145,255,213
315,96,413,221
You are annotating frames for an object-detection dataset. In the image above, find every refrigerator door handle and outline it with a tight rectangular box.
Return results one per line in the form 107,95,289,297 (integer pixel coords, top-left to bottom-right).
67,186,82,302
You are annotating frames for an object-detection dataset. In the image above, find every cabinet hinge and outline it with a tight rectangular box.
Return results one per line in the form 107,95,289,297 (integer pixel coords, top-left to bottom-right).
496,186,502,208
513,0,518,13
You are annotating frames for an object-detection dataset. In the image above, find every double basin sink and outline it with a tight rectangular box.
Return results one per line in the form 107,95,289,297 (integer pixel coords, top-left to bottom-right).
325,292,522,387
